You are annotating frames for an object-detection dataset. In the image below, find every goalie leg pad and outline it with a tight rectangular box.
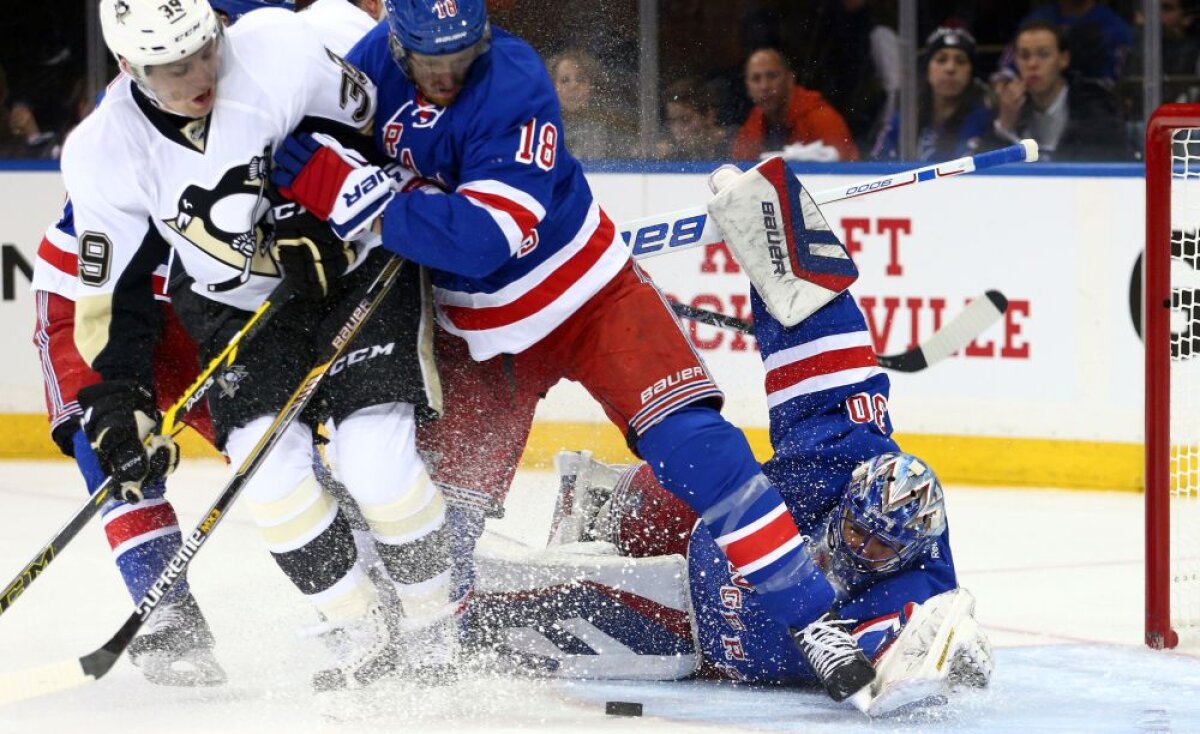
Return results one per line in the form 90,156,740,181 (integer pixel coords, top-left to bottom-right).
471,532,700,680
706,157,858,327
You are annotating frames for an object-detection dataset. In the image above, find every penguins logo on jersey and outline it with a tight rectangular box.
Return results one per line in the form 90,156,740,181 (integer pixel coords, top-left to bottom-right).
164,151,281,283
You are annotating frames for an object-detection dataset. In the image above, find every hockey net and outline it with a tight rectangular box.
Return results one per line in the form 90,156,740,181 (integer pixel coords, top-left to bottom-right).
1147,104,1200,649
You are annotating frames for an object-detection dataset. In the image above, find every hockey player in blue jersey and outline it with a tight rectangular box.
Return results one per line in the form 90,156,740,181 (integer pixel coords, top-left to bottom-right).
466,243,993,716
271,0,886,701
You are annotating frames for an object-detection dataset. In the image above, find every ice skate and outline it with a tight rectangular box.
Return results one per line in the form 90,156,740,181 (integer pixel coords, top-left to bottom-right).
312,604,401,692
128,593,227,687
791,613,875,703
398,613,461,686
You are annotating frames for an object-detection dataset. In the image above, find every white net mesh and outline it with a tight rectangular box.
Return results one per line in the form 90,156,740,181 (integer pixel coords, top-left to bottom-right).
1169,127,1200,635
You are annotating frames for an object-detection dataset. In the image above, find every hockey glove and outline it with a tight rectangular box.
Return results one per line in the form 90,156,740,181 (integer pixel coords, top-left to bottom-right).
271,204,355,301
77,380,180,503
271,132,395,241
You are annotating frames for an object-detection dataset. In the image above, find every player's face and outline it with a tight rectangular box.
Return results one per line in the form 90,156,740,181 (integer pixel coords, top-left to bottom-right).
927,48,971,100
408,44,481,106
840,516,903,570
141,37,221,118
1014,30,1068,97
745,50,792,118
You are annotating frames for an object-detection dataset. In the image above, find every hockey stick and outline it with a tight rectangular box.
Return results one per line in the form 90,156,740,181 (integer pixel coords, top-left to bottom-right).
670,290,1009,373
621,140,1038,259
0,257,404,707
0,280,296,619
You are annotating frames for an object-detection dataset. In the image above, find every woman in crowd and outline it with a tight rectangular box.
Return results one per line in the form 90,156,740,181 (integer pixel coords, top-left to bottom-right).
547,48,637,160
872,27,993,161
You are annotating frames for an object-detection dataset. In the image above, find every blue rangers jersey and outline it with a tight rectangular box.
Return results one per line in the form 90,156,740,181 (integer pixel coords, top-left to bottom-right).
348,25,629,360
686,291,957,683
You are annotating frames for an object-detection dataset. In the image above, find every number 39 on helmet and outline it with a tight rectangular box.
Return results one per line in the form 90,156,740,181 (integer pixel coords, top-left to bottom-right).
99,0,222,70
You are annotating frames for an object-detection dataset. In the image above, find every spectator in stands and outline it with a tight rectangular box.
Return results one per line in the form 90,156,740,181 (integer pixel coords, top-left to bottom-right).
8,100,59,159
0,65,21,158
656,77,733,161
873,27,993,162
1019,0,1133,80
986,20,1131,161
732,47,860,161
1128,0,1200,76
547,48,637,160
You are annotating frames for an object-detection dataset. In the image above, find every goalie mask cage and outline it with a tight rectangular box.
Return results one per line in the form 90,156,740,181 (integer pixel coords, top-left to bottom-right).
1146,103,1200,649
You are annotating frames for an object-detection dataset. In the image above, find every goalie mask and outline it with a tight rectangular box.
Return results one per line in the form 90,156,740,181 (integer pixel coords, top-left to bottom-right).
825,452,947,580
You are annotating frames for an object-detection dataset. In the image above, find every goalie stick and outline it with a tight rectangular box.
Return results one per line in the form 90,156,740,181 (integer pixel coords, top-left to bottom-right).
671,290,1009,373
621,140,1038,260
0,279,297,620
0,256,404,707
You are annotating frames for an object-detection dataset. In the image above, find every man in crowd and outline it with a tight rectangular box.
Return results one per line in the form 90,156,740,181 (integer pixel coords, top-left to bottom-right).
988,20,1130,161
732,47,860,162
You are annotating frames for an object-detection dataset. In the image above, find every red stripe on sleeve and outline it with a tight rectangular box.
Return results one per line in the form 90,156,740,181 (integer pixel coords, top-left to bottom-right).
38,236,77,277
764,345,878,395
440,212,616,331
461,189,540,241
719,509,800,569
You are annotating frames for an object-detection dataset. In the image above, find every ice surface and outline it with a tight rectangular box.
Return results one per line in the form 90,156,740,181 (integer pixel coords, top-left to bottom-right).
0,460,1197,733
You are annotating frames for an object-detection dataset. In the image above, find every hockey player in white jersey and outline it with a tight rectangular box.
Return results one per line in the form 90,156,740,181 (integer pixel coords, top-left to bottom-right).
61,0,453,691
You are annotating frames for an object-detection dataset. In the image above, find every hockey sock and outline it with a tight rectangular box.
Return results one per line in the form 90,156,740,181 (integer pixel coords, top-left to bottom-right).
75,428,190,604
637,409,834,629
230,418,374,622
332,403,453,627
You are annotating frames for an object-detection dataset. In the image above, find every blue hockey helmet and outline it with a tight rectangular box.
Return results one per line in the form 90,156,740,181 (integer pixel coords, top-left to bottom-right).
825,452,947,577
209,0,295,24
386,0,489,57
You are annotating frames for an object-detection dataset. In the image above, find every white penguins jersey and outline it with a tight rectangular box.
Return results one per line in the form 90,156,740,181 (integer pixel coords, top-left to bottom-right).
60,7,375,378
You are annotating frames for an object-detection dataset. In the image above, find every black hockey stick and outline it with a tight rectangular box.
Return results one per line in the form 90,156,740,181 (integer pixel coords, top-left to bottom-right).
0,280,296,620
671,290,1009,372
0,257,404,706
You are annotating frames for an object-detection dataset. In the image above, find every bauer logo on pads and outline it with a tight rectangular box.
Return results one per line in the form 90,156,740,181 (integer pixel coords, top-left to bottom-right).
707,157,858,327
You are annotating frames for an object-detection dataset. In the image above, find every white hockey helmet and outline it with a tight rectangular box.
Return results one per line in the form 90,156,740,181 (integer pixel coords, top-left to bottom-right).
100,0,222,70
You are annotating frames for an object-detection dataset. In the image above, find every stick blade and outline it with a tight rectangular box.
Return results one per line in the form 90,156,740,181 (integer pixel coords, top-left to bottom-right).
877,290,1008,373
0,658,96,708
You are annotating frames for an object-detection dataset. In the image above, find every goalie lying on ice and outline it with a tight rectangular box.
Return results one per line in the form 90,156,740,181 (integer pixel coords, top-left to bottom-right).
470,451,992,717
465,163,993,712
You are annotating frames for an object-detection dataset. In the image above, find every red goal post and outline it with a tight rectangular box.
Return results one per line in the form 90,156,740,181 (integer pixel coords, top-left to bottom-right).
1145,103,1200,649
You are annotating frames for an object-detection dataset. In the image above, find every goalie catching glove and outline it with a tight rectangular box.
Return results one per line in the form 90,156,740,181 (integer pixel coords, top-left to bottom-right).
271,132,396,241
77,380,179,503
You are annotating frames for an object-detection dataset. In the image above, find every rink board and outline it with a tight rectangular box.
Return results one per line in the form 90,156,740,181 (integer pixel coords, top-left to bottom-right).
0,162,1147,489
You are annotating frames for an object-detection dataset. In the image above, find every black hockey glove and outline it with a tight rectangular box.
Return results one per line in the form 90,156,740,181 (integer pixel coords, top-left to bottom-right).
271,203,355,302
77,380,180,503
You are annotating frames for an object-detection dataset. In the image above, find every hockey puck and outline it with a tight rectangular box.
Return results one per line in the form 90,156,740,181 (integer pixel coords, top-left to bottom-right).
605,701,643,717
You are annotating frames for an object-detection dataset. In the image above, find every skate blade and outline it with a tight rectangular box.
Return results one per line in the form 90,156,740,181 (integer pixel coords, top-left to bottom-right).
133,650,228,687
